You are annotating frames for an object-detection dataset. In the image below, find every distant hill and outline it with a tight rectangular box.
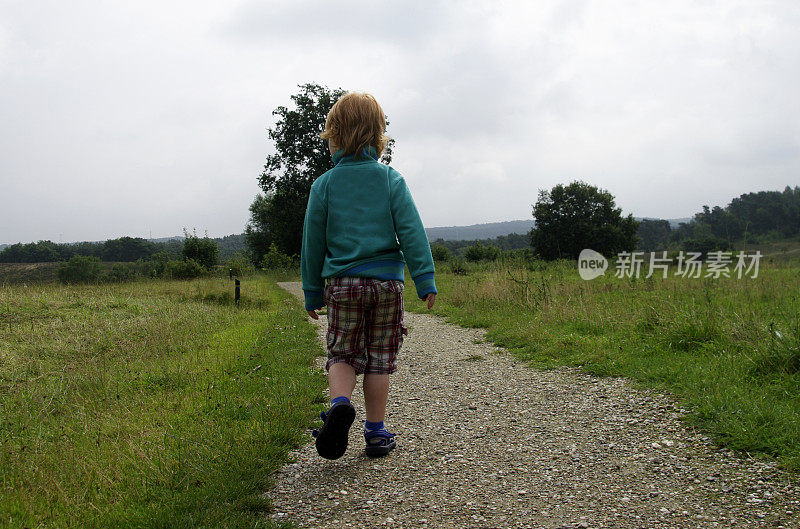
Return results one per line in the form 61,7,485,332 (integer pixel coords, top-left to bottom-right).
426,220,536,241
0,244,7,251
638,217,692,229
147,236,184,243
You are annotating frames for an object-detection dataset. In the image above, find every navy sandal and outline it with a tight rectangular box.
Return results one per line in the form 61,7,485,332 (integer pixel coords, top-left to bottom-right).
364,427,396,458
311,401,356,460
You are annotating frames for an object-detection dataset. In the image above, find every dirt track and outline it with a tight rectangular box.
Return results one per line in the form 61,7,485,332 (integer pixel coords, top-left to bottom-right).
269,281,798,529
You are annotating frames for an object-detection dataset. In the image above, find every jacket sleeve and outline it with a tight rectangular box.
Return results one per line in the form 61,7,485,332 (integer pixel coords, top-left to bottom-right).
389,171,437,299
301,186,327,310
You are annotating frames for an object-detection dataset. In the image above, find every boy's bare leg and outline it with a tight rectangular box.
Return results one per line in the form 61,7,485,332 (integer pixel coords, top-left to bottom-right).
363,374,389,423
328,362,356,400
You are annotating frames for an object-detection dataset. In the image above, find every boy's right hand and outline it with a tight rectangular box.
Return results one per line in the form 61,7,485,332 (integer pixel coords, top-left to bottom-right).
425,293,436,310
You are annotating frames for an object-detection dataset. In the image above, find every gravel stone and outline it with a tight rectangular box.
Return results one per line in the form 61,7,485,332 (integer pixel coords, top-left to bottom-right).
272,282,799,528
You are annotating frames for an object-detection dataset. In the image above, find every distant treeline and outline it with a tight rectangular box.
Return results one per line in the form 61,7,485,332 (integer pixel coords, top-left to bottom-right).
4,186,797,264
0,234,247,264
434,186,800,259
431,233,530,257
638,186,800,253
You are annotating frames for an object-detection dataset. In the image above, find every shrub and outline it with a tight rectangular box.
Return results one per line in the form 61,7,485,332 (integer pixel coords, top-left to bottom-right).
450,259,468,276
431,245,452,262
58,255,102,284
226,253,256,277
148,251,172,278
260,244,295,270
682,236,730,258
502,247,535,262
106,263,136,283
166,258,204,280
464,243,501,262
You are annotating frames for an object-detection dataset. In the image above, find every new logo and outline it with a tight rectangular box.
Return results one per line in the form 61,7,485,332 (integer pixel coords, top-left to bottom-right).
578,249,608,280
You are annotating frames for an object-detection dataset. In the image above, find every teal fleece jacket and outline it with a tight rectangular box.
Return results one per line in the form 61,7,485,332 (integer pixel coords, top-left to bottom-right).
301,146,436,310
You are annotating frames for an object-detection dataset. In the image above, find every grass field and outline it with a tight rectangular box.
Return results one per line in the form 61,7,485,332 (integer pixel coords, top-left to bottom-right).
408,256,800,470
0,275,326,528
3,254,799,526
0,263,60,285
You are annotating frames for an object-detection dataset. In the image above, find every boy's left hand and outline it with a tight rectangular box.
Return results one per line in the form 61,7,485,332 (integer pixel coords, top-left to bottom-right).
425,293,436,310
307,310,319,320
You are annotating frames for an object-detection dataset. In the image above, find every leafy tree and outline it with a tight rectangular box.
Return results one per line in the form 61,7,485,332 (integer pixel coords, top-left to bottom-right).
244,193,274,265
225,252,256,277
101,237,157,262
246,83,394,259
430,244,452,262
215,233,248,261
182,230,218,270
530,181,639,260
637,219,672,251
260,243,295,270
0,241,61,262
464,242,501,262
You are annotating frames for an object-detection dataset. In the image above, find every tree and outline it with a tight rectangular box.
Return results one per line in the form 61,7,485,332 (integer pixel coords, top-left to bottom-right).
182,230,218,270
637,219,671,252
246,83,394,259
430,244,452,262
243,193,274,265
464,242,501,262
530,181,639,260
101,237,157,262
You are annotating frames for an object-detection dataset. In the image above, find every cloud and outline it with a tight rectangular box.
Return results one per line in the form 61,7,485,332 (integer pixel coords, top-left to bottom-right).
220,0,451,48
1,0,800,242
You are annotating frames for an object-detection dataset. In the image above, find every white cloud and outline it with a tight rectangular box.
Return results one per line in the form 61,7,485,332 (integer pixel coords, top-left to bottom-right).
1,0,799,242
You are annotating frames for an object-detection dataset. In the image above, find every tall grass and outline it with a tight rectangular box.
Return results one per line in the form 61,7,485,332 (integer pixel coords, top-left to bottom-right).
0,275,326,527
412,257,800,469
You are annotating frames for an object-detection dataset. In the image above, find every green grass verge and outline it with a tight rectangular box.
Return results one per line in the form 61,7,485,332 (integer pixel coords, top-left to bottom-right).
409,258,800,470
0,275,326,528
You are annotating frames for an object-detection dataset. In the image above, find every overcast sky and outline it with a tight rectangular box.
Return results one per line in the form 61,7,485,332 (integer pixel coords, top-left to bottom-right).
2,1,798,244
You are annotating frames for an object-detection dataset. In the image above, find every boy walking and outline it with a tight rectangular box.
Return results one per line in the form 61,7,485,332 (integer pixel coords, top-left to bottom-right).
301,92,436,459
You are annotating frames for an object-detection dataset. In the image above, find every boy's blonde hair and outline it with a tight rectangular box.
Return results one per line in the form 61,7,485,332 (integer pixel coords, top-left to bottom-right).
321,92,390,158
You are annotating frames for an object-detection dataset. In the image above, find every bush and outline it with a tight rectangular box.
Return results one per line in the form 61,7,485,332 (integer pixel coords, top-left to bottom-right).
682,236,730,258
225,253,256,277
502,247,535,262
464,243,501,262
106,263,136,283
260,244,295,270
182,230,219,270
431,245,452,262
166,258,204,280
450,259,468,276
148,251,172,278
58,255,102,284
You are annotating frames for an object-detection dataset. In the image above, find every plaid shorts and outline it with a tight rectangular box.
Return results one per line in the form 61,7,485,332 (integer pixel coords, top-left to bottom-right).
324,276,405,375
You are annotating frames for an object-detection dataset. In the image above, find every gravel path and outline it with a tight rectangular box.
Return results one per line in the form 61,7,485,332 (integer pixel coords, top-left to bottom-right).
271,282,798,528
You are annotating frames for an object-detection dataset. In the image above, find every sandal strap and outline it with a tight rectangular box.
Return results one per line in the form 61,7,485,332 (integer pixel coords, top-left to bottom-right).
364,428,395,443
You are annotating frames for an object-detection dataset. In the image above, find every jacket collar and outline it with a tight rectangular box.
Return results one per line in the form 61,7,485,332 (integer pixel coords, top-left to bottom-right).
332,145,379,165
